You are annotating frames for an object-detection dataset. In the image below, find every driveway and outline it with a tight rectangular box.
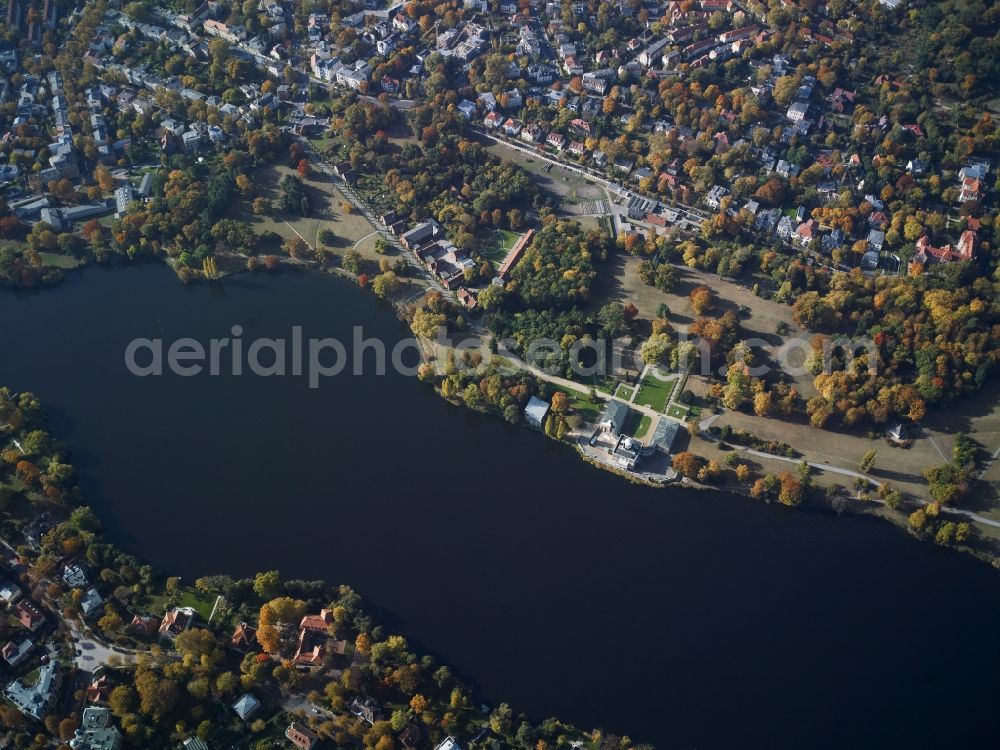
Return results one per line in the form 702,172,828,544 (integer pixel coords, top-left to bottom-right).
69,624,136,671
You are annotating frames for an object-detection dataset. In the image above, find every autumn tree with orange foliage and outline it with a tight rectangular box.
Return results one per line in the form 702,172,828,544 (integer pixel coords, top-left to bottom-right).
257,597,307,654
689,286,713,315
672,451,703,479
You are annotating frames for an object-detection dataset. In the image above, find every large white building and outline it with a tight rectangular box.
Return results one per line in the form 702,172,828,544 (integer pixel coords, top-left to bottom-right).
70,706,122,750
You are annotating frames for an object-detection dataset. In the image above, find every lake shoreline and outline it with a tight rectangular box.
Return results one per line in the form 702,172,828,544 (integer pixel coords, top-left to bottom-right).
34,253,1000,569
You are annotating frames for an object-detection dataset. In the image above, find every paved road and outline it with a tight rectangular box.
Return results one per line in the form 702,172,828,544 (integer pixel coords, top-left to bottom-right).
68,622,140,671
282,694,335,717
698,426,1000,529
360,94,418,110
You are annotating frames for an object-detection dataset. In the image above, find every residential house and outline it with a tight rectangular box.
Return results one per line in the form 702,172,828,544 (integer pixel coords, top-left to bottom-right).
581,70,613,95
80,588,103,619
86,673,112,703
959,163,989,181
420,241,474,290
776,215,794,241
868,210,889,229
0,579,22,605
300,608,334,632
821,228,845,252
637,38,668,67
2,639,33,667
786,101,808,123
130,615,160,637
202,19,245,43
546,132,565,151
392,12,416,33
181,130,201,154
613,156,634,174
959,176,983,204
457,288,477,310
231,622,258,651
867,229,885,252
705,185,728,209
520,123,543,143
14,599,45,631
456,99,477,119
794,219,818,247
915,231,976,263
774,159,799,178
501,117,523,136
569,118,591,137
375,35,397,56
159,607,195,638
286,722,319,750
292,628,328,667
861,250,880,270
755,207,781,233
503,88,523,109
336,63,370,90
436,28,458,49
478,91,497,111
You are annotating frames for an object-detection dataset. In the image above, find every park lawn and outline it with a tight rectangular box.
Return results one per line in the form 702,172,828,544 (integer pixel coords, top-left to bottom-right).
553,385,602,422
144,587,217,622
497,228,519,250
307,133,337,152
616,384,634,400
483,228,521,265
632,413,652,439
39,252,84,269
21,667,40,686
590,373,618,394
175,589,217,620
667,404,689,420
227,164,375,254
635,375,677,412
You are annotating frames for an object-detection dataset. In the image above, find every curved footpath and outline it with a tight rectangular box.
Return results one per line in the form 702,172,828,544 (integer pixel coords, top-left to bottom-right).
500,350,1000,530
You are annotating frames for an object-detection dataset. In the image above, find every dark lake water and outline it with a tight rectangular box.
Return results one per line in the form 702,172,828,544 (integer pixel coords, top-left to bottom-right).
2,261,1000,749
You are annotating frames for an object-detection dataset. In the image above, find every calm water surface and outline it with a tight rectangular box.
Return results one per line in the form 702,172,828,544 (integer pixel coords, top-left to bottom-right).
2,262,1000,749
